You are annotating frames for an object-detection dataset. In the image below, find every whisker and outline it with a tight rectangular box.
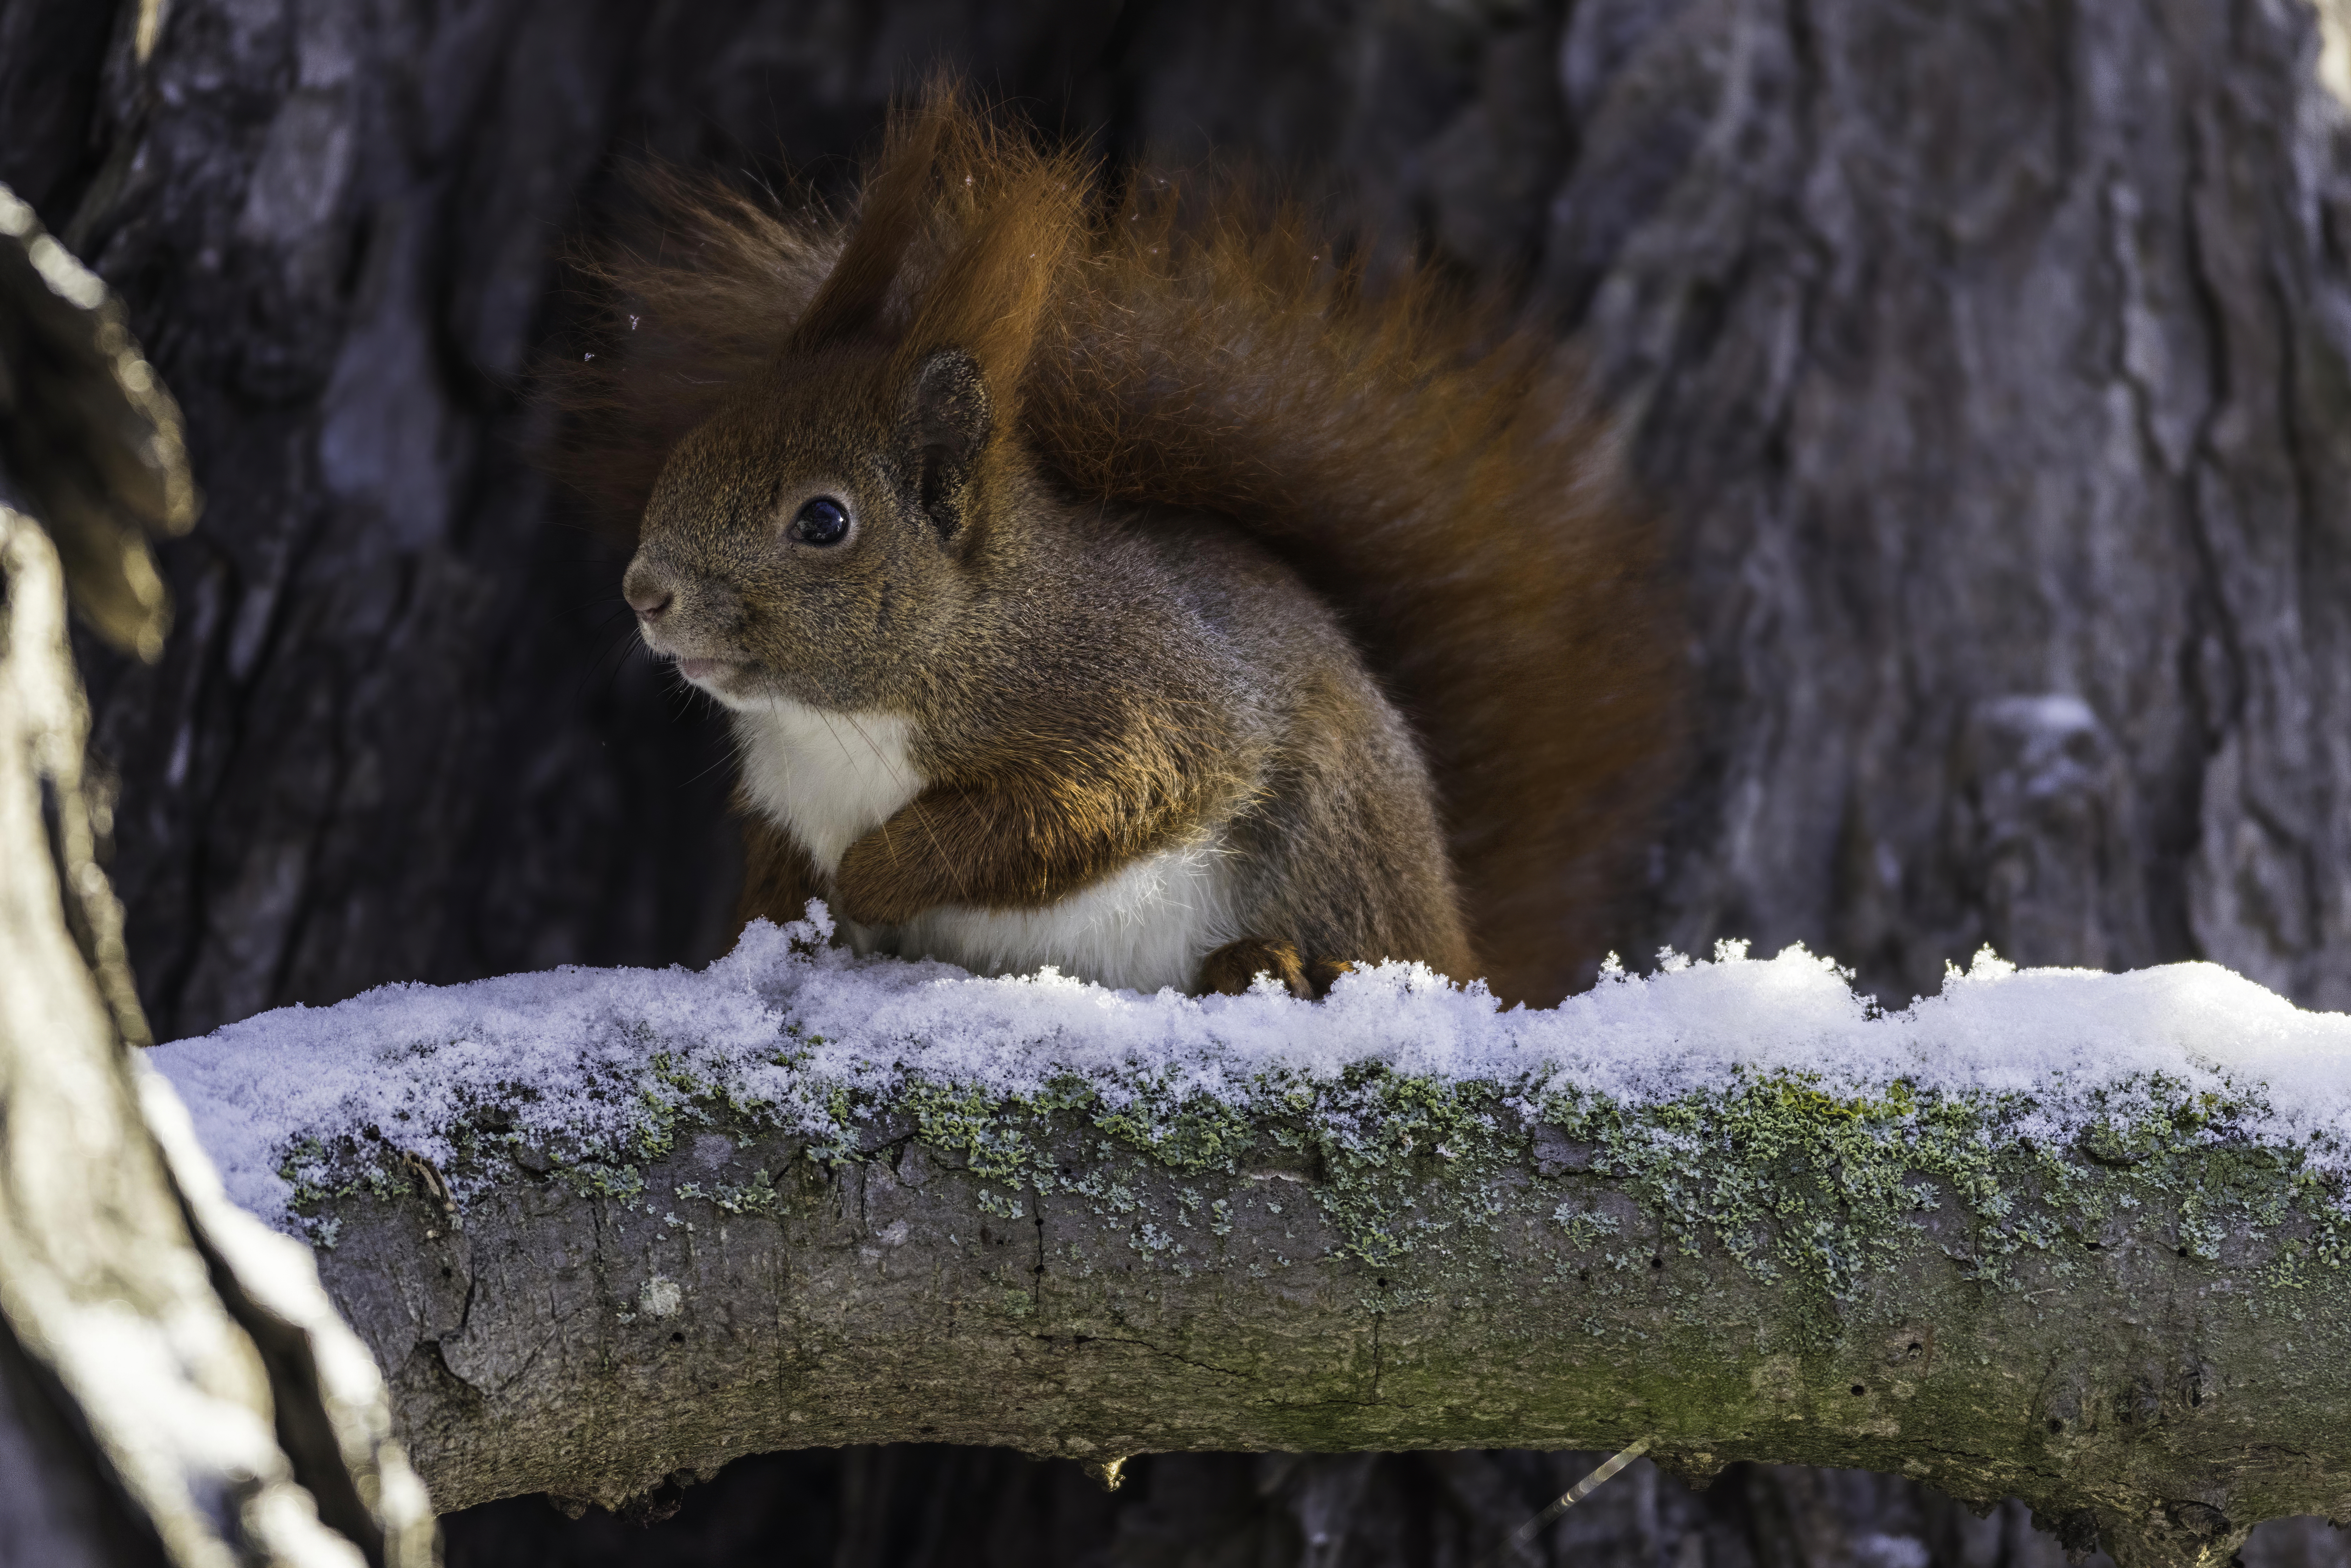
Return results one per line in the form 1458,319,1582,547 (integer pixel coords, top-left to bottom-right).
575,617,649,703
815,712,900,876
680,726,748,790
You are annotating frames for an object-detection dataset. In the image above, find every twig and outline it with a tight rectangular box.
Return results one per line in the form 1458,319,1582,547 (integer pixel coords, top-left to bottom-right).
1476,1437,1652,1568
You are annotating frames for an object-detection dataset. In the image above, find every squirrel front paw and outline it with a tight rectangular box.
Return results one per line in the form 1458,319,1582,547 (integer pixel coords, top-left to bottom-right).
1198,938,1353,1000
831,830,936,927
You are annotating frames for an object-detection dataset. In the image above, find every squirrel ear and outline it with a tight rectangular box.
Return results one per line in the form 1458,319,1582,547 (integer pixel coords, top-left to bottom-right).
906,347,993,459
902,347,993,540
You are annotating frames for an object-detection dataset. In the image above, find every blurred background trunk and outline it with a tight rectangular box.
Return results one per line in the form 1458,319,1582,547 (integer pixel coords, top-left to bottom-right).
5,0,2350,1563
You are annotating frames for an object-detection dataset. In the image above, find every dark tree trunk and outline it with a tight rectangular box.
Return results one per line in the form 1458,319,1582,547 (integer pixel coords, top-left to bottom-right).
7,0,2351,1563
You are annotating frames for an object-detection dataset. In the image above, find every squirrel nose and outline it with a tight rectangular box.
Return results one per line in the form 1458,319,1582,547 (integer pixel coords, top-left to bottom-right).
622,564,672,619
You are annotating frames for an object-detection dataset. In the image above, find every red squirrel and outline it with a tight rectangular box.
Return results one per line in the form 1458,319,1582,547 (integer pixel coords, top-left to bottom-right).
549,89,1679,1007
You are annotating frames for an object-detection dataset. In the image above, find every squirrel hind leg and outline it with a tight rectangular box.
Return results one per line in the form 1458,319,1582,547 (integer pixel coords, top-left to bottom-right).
1198,938,1351,1001
1199,937,1310,999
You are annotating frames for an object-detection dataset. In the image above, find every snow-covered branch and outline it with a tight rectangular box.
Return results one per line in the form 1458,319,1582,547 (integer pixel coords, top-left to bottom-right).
157,914,2351,1568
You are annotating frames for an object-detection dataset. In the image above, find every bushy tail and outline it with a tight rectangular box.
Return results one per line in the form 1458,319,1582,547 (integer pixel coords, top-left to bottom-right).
542,86,1684,1005
1029,182,1682,1005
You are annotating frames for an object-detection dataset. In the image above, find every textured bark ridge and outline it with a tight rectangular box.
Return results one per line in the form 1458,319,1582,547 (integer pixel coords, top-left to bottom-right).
306,1048,2351,1568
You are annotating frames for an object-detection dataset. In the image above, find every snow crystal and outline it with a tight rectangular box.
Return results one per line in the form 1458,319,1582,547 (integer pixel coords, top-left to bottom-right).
149,905,2351,1229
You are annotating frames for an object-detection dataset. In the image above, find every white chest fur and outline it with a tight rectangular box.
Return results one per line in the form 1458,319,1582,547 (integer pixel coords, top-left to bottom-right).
734,700,925,877
733,700,1242,993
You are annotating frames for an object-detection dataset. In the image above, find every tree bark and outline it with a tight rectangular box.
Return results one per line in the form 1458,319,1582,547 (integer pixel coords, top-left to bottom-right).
1548,0,2351,1011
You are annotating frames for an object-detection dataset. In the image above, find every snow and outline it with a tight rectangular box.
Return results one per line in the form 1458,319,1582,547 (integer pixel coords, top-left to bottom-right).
149,904,2351,1229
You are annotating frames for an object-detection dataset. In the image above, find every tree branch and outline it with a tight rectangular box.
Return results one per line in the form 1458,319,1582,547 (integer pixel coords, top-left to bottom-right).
166,935,2351,1568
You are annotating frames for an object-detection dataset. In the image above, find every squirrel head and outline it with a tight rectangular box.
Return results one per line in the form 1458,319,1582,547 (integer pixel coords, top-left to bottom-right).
622,338,1003,712
622,88,1081,713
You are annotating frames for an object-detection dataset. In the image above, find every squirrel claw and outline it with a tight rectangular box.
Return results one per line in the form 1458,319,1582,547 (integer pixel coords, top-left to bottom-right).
1199,937,1348,1000
1307,956,1356,995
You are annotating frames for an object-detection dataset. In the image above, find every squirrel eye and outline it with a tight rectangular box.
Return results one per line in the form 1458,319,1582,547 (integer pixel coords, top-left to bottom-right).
790,497,849,546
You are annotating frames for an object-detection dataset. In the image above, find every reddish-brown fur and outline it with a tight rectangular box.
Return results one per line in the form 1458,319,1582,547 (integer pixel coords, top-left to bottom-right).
544,86,1681,1006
